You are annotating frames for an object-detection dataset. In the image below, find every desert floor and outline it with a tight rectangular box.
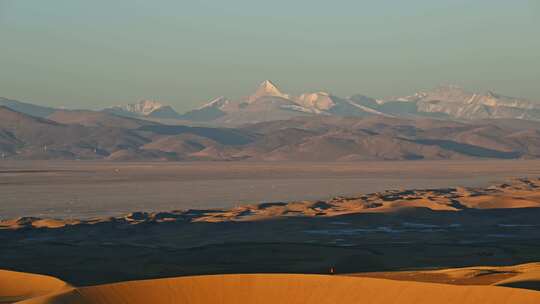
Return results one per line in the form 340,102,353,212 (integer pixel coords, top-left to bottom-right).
1,160,540,218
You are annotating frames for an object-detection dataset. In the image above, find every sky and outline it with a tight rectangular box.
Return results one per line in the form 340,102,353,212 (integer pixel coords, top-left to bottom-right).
0,0,539,111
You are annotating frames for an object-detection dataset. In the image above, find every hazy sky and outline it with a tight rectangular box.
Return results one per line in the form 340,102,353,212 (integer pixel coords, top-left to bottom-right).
1,0,539,111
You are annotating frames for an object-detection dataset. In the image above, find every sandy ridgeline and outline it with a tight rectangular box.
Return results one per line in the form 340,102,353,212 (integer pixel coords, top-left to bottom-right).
0,270,71,304
2,177,540,229
0,178,540,229
2,266,540,304
351,263,540,290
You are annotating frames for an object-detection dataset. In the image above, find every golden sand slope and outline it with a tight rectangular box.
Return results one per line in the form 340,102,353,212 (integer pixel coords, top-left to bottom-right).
352,262,540,291
10,273,540,304
0,270,70,304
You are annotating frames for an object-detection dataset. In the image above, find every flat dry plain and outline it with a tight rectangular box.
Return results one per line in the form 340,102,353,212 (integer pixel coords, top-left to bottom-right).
1,160,540,219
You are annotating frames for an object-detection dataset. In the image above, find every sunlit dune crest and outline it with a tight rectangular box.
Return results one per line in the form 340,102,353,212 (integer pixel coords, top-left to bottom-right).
2,178,539,229
0,270,70,304
3,271,539,304
352,262,540,291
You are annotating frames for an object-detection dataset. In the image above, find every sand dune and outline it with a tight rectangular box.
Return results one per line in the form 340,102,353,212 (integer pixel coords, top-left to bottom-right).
2,178,539,229
9,272,540,304
0,218,80,230
494,264,540,291
352,263,540,292
0,270,69,304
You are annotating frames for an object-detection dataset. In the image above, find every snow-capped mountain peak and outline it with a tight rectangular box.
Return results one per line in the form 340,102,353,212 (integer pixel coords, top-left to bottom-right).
198,96,230,110
121,81,540,125
249,80,289,101
296,92,335,111
104,99,181,118
117,100,166,116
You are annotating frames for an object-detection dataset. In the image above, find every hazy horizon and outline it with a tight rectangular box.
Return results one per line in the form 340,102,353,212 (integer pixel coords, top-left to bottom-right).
1,0,539,111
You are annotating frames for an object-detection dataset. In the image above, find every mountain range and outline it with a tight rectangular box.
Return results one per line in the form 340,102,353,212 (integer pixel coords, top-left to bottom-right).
103,99,182,119
1,81,540,161
1,103,540,161
3,81,539,125
178,81,540,125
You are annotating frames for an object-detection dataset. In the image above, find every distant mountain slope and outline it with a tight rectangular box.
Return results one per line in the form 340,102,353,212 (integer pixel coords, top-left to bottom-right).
0,106,149,159
228,116,540,161
0,97,56,118
389,85,540,120
104,100,181,119
178,97,228,121
146,115,540,161
0,107,255,160
47,110,159,128
137,125,254,145
3,105,540,161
